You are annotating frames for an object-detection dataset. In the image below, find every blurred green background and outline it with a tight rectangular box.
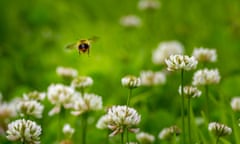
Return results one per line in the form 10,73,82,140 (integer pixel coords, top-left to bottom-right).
1,0,240,98
1,0,240,143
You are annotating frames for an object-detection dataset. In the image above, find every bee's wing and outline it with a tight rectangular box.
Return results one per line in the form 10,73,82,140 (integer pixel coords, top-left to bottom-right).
65,43,77,49
89,36,99,42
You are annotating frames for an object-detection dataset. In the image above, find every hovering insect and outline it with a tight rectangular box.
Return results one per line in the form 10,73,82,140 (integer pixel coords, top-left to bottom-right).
66,36,98,56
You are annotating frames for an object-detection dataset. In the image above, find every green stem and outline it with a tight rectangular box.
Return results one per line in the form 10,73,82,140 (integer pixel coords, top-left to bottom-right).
205,85,209,119
127,89,132,107
126,130,129,144
125,88,132,144
216,136,220,144
171,133,177,144
58,110,61,142
121,131,124,144
231,111,240,143
82,113,88,144
187,98,192,144
106,130,110,144
180,69,186,144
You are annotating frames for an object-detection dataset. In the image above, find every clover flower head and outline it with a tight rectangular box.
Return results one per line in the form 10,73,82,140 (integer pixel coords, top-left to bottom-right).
63,124,75,138
107,105,141,136
136,132,155,143
231,97,240,111
71,76,93,89
192,68,221,86
165,54,198,71
158,125,181,140
122,75,141,89
71,93,102,116
23,91,46,101
0,101,17,134
6,119,41,144
120,15,141,28
152,41,184,65
56,66,78,79
0,100,17,120
17,100,44,119
208,122,232,137
138,0,160,11
178,85,202,98
96,114,111,130
140,70,166,86
47,84,75,116
192,48,217,63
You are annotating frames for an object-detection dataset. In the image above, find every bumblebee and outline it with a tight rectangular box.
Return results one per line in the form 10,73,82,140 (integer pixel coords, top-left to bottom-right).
66,37,98,56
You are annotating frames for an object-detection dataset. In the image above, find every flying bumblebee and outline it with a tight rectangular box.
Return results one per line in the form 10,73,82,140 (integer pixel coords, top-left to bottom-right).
66,36,98,56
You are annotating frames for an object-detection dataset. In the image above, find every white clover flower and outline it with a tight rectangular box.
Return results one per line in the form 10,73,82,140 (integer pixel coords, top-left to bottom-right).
138,0,160,11
140,70,166,86
152,41,184,65
63,124,75,138
71,93,102,116
23,91,46,101
0,97,19,119
121,75,141,89
192,48,217,63
56,66,78,79
208,122,232,137
120,15,141,28
71,76,93,89
107,105,141,136
96,114,111,130
6,119,41,144
178,85,202,98
47,84,75,116
192,69,221,86
17,100,44,119
158,125,181,140
136,132,155,144
0,101,17,121
165,54,198,71
230,97,240,111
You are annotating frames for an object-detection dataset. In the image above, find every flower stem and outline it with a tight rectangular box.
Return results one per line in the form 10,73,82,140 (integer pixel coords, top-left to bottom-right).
205,85,209,119
106,130,110,144
180,69,186,144
187,98,192,144
121,131,124,144
171,133,177,144
216,136,220,144
125,88,132,144
82,113,88,144
231,111,240,143
126,130,129,144
58,111,61,142
127,89,132,107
